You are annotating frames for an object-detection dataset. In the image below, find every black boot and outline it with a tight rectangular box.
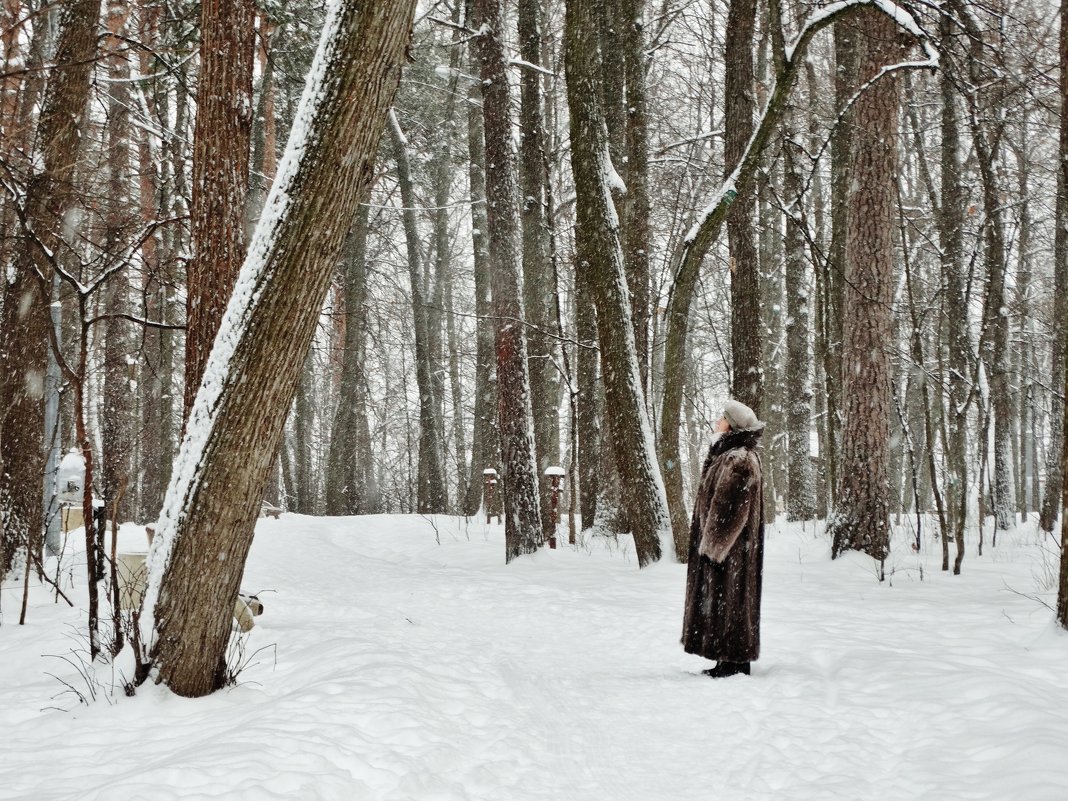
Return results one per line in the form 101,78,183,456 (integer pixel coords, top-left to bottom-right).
702,661,750,678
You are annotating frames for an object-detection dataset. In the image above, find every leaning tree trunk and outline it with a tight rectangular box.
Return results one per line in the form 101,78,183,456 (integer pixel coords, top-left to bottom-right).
472,0,543,560
565,0,669,567
183,0,255,421
0,0,99,578
828,8,906,574
140,0,417,697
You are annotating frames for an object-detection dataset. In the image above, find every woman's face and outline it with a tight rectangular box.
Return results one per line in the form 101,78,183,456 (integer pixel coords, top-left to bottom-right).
714,416,730,434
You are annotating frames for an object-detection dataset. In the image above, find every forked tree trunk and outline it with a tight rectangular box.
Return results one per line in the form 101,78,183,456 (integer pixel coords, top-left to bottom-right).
472,0,543,560
566,0,669,567
141,1,416,697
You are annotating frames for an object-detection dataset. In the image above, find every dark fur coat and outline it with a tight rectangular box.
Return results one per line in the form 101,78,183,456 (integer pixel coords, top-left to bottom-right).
681,428,765,662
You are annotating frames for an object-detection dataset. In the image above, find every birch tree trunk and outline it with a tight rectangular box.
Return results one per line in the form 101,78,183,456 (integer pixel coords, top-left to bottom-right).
141,0,416,697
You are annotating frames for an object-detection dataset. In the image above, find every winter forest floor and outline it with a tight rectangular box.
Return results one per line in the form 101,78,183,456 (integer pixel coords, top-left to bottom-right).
1,514,1067,801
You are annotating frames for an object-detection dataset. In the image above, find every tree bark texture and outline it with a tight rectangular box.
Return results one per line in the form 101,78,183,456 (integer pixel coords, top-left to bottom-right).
143,0,416,697
566,0,669,567
183,0,256,421
828,8,905,569
0,0,99,577
473,0,543,560
724,0,762,412
518,0,561,538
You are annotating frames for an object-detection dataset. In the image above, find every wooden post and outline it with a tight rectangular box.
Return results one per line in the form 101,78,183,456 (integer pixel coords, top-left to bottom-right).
482,468,500,524
544,466,565,549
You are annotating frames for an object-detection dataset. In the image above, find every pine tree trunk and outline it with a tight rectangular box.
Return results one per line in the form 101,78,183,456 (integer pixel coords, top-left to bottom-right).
575,267,600,530
472,0,543,560
828,9,905,572
142,0,416,697
183,0,255,421
565,0,668,567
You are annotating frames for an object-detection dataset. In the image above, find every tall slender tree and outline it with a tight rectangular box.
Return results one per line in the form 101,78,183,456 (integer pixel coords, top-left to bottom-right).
472,0,543,560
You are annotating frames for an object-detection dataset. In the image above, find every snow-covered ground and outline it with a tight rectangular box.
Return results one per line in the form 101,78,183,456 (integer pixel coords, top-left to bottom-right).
2,514,1066,801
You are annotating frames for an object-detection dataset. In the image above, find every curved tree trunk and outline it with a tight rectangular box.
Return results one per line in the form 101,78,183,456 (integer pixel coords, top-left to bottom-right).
141,0,416,697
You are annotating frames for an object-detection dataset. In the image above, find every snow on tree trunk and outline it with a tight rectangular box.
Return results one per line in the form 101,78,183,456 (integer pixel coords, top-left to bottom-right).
140,0,417,697
565,0,669,568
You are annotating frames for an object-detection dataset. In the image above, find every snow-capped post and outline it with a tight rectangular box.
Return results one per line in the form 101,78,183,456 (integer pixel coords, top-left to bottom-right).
656,0,937,560
138,1,418,698
543,466,566,549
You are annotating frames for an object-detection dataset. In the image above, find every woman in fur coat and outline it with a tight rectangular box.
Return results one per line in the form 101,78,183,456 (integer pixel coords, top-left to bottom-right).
681,399,765,678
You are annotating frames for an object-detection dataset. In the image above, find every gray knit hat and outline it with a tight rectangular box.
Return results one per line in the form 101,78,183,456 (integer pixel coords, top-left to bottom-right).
722,399,765,433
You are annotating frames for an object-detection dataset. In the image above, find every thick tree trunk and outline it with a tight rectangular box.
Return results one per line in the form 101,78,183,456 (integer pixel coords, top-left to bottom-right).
566,0,669,567
473,0,543,560
725,0,761,412
828,8,905,572
575,267,600,530
0,0,99,577
142,0,416,697
183,0,256,422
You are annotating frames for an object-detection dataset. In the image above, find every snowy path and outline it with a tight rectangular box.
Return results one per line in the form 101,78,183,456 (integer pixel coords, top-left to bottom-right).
2,515,1066,800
